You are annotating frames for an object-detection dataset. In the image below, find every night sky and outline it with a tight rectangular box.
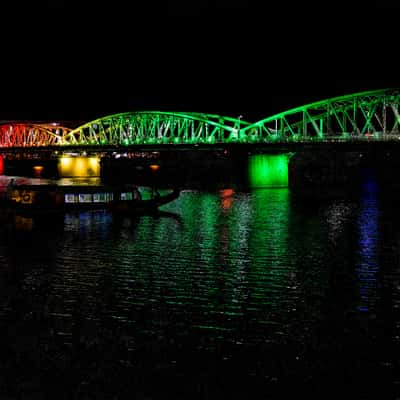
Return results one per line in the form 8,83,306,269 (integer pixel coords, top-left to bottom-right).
1,2,399,123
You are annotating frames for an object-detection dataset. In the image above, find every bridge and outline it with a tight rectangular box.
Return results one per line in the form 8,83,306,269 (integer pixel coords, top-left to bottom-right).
1,88,400,151
2,88,400,188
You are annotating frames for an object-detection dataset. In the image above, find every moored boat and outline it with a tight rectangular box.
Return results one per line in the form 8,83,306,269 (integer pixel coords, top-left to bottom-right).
2,182,180,216
108,186,180,215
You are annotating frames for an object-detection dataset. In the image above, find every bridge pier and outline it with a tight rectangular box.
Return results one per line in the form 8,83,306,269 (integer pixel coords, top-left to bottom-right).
3,156,58,178
2,155,101,179
4,148,400,195
58,156,100,178
100,150,249,189
246,150,380,194
248,154,289,188
287,151,385,196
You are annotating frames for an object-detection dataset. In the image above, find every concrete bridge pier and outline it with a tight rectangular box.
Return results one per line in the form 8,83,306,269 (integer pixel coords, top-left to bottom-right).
2,155,101,180
247,151,371,194
287,150,400,196
3,157,59,178
288,151,364,193
248,154,289,188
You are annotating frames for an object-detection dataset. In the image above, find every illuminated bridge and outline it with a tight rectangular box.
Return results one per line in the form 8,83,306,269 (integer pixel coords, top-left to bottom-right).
2,89,400,188
1,88,400,150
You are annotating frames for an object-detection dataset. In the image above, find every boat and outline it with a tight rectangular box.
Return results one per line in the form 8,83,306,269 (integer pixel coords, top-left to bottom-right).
1,182,180,216
108,186,180,215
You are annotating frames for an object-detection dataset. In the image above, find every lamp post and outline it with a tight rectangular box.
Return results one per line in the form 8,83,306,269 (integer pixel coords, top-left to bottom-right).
238,115,243,140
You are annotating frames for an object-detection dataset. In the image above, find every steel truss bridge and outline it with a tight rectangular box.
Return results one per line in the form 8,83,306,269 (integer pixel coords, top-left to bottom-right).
1,88,400,151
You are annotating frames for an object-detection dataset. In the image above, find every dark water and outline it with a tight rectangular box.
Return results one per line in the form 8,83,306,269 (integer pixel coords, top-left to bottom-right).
1,181,400,399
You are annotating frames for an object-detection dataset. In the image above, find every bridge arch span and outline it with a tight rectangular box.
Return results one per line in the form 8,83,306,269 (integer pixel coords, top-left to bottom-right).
0,123,72,148
241,88,400,142
63,111,252,146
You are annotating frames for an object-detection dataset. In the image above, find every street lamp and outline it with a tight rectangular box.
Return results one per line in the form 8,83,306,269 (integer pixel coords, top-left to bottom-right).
238,115,243,139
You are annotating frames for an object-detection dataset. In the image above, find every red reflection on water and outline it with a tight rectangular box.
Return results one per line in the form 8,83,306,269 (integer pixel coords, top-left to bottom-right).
220,188,234,210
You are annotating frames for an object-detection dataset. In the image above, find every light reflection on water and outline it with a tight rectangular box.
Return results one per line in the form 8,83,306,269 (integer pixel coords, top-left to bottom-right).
0,187,398,398
356,179,380,312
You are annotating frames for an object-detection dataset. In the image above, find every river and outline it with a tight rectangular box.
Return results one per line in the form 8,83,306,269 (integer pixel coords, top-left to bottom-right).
0,177,399,399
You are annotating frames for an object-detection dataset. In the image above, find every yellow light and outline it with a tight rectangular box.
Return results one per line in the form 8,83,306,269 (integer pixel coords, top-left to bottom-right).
74,158,85,176
60,157,72,167
58,156,100,177
59,157,73,177
88,157,100,175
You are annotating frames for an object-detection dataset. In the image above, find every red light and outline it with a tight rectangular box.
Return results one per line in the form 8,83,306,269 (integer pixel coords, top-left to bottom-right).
220,188,234,210
220,188,234,198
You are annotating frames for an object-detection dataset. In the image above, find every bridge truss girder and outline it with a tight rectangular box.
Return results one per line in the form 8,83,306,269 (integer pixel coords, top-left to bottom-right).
63,111,251,146
241,88,400,143
2,89,400,149
0,123,72,148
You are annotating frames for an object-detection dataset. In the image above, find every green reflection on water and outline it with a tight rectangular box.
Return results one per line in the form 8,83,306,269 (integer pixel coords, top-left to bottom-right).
152,188,299,337
18,188,329,347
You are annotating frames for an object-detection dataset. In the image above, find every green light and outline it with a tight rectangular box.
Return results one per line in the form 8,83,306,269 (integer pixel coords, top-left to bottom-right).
248,154,289,188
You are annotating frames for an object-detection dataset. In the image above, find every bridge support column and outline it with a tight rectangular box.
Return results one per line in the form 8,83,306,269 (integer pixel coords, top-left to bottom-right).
248,154,290,188
288,151,364,195
57,156,101,178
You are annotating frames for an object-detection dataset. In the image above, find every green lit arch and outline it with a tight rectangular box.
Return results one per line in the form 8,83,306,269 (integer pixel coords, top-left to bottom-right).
63,111,253,146
241,88,400,142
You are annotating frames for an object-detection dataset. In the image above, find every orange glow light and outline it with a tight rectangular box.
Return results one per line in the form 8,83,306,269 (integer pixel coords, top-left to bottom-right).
149,164,160,171
33,165,44,178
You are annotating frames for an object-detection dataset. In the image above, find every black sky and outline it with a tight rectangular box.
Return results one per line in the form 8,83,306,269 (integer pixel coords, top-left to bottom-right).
1,2,399,123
